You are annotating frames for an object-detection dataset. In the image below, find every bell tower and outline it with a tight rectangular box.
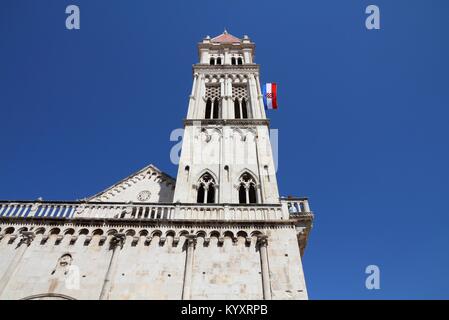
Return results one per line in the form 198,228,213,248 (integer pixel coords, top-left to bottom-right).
173,31,280,205
0,30,314,301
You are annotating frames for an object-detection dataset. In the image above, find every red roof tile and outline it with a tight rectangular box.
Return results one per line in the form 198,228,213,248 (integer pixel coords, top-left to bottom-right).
211,31,241,44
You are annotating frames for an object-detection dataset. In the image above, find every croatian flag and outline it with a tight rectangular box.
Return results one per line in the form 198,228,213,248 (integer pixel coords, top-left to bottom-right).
262,83,278,110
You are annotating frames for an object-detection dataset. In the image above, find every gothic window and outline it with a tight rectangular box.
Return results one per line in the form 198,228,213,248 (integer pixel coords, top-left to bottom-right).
205,85,221,100
196,173,216,204
210,57,215,65
216,57,222,65
238,185,246,203
241,99,248,119
213,98,220,119
237,57,243,65
238,173,258,204
205,86,221,119
234,99,241,119
207,186,215,203
197,184,205,203
232,85,250,119
231,57,236,65
205,98,212,119
249,184,257,203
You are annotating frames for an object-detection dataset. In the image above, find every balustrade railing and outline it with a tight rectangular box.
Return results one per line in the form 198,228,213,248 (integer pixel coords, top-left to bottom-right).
0,198,312,222
279,197,313,218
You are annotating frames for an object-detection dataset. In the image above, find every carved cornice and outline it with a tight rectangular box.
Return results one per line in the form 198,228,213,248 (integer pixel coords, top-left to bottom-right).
0,200,283,207
193,64,259,74
0,216,299,229
184,119,269,126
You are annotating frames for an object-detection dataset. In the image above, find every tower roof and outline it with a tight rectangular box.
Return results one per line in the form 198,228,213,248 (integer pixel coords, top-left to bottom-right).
210,30,241,44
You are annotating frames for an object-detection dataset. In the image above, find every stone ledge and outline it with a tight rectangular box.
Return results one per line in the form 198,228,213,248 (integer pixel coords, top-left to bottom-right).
0,216,308,229
183,119,270,126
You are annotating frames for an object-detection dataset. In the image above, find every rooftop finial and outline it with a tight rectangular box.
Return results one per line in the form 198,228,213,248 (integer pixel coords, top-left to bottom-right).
224,28,228,34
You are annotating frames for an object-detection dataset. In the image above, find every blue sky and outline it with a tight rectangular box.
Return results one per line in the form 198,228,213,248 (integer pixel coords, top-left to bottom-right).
1,0,448,299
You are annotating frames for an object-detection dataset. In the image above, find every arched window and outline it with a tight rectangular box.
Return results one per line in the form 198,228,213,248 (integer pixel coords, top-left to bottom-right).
216,57,222,65
212,98,220,119
197,185,205,203
238,173,258,204
231,57,236,65
237,57,243,65
239,185,246,203
210,57,215,65
196,173,217,204
234,99,241,119
249,184,257,203
207,187,215,203
205,98,212,119
241,99,248,119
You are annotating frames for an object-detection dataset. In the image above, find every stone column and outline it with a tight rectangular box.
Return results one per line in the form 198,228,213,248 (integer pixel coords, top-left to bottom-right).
257,185,263,205
254,73,267,119
224,48,230,65
204,187,208,204
190,73,198,97
193,75,205,119
0,231,35,297
240,99,245,119
302,199,311,213
257,235,272,300
182,235,197,300
99,233,125,300
214,185,219,204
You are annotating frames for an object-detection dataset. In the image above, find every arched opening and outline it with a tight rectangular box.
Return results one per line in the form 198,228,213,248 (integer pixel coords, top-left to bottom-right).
238,172,258,204
216,57,222,65
249,184,257,203
238,57,243,65
92,229,103,236
63,228,75,236
205,98,212,119
4,227,15,235
231,57,236,65
241,99,248,119
234,99,241,119
239,185,246,204
196,173,217,204
196,185,205,203
210,57,215,65
49,228,60,236
207,187,215,204
212,98,220,119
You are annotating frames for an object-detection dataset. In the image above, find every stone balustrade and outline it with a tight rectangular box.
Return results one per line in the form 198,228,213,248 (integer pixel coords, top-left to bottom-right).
0,198,312,222
279,197,313,218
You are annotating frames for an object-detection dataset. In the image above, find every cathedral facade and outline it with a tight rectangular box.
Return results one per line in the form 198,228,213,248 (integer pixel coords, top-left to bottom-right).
0,32,314,300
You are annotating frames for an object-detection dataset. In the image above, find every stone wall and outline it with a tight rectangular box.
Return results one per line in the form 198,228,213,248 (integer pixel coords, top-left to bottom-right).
0,221,308,300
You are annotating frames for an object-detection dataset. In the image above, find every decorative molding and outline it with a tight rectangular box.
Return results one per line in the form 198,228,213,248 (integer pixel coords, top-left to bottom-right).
193,65,259,73
184,119,269,126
